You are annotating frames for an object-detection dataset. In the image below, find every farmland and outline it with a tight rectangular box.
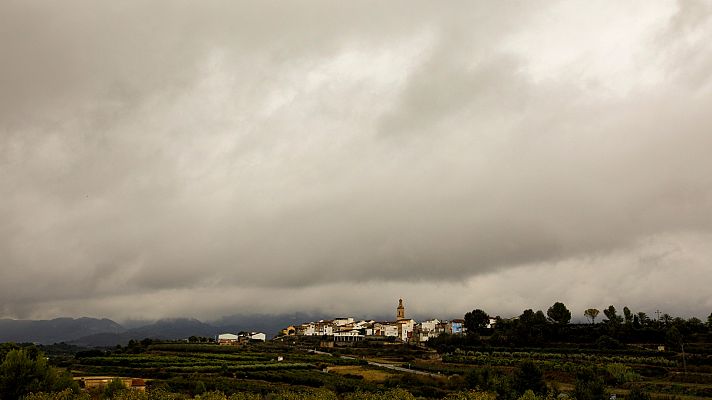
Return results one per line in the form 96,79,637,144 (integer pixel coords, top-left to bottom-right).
50,336,712,399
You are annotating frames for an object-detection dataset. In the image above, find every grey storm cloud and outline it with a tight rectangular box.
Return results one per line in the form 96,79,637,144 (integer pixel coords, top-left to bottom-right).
1,1,712,320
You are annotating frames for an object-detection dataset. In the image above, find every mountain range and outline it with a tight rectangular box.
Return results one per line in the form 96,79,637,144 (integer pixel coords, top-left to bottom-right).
0,313,324,347
0,311,437,347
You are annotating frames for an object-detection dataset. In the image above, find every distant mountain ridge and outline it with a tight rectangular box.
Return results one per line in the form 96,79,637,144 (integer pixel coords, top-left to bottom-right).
0,314,324,347
0,317,125,344
0,312,424,347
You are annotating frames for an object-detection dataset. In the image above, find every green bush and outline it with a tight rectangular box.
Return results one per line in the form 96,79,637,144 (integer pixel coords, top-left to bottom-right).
25,389,90,400
0,349,78,400
344,388,415,400
606,363,640,384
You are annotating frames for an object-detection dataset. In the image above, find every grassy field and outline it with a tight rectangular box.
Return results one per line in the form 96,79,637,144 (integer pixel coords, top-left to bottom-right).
325,366,395,382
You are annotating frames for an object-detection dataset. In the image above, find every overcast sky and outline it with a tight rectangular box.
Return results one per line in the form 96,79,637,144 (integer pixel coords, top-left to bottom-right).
2,1,712,323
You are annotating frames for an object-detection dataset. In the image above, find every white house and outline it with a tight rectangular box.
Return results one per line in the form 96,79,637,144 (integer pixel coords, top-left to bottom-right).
249,332,266,341
299,322,316,336
334,328,363,342
315,321,334,336
217,333,239,345
374,322,400,337
397,319,415,342
420,319,440,332
333,317,354,326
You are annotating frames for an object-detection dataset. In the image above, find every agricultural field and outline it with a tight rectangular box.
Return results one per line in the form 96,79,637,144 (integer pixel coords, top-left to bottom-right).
61,339,712,399
67,342,427,396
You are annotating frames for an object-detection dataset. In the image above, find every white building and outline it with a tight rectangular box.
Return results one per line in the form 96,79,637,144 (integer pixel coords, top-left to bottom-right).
333,317,354,326
420,319,440,332
397,319,415,342
299,322,316,336
374,322,399,337
217,333,239,345
315,321,334,336
334,328,364,342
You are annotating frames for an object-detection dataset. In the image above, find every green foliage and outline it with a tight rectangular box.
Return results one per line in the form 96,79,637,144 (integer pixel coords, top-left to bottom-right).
443,391,496,400
270,388,337,400
513,361,546,396
626,386,651,400
491,375,517,400
603,306,623,326
344,388,414,400
226,393,261,400
517,390,540,400
573,368,608,400
465,310,490,335
109,390,150,400
0,348,78,400
546,302,571,325
665,327,682,351
105,377,129,399
623,307,633,325
25,389,90,400
194,381,206,395
595,335,623,350
465,368,492,390
605,363,640,384
194,391,227,400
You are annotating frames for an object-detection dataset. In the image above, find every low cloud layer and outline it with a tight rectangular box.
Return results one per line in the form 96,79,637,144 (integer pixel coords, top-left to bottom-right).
2,1,712,321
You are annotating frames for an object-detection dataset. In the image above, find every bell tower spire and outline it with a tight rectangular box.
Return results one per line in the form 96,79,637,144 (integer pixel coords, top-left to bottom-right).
396,298,405,320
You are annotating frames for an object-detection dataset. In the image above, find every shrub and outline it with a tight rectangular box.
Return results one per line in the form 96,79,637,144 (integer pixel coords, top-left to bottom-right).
605,364,640,384
626,386,651,400
344,388,415,400
25,389,90,400
573,368,608,400
444,391,497,400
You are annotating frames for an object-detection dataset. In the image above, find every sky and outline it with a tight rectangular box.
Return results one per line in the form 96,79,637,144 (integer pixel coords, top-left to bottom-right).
1,1,712,323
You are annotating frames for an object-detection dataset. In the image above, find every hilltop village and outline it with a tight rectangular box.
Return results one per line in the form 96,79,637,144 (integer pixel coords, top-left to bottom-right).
277,299,491,344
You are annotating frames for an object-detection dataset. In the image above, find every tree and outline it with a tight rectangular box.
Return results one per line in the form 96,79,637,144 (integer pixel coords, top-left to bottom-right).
632,315,641,329
584,309,599,324
464,367,492,390
513,360,547,396
707,312,712,329
623,307,633,325
637,312,650,327
104,378,127,399
603,306,622,326
516,310,548,346
464,309,490,335
546,302,571,325
686,317,705,333
665,326,683,351
661,313,673,326
573,368,607,400
0,349,76,400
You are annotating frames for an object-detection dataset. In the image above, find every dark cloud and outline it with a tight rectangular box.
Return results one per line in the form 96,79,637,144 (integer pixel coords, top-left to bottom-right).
1,1,712,320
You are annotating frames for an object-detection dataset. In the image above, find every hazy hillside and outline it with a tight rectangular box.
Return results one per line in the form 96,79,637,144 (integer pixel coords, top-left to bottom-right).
0,313,402,346
0,317,124,344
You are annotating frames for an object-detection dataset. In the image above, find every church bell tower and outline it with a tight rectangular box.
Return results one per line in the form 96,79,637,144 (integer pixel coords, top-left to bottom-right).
396,298,405,320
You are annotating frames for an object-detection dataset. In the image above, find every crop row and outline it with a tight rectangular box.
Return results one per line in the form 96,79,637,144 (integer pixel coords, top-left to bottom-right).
164,362,314,373
447,351,676,366
443,355,674,373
